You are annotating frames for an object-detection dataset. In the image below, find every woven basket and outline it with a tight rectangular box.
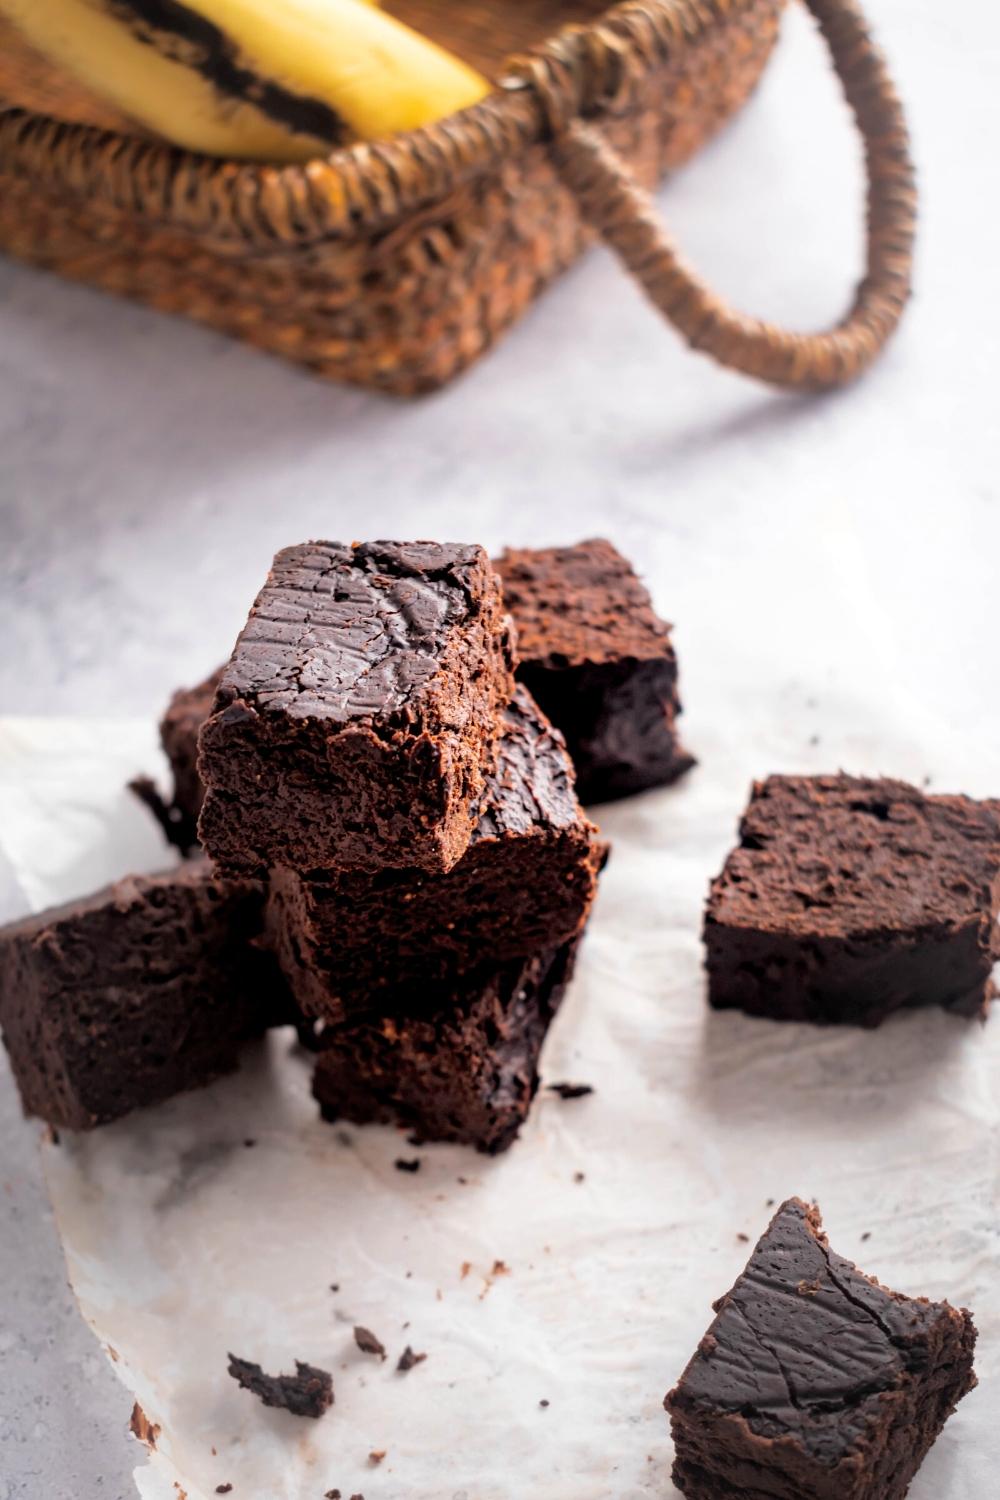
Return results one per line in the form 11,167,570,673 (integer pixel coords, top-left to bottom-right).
0,0,914,396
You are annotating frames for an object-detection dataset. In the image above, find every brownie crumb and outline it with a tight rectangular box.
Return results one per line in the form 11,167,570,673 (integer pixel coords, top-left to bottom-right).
397,1346,427,1372
539,1399,550,1408
547,1082,594,1099
861,1231,872,1241
215,1488,233,1495
329,1284,340,1293
573,1171,586,1183
227,1354,333,1418
324,1490,340,1498
368,1451,385,1466
394,1158,421,1173
736,1233,749,1243
354,1327,386,1361
129,1402,160,1449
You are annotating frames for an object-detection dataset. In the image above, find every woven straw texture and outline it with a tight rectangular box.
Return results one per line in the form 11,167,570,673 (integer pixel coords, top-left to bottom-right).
0,0,914,395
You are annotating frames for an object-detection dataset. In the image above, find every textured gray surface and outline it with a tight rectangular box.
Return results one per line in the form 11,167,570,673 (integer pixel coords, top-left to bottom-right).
0,1,997,1494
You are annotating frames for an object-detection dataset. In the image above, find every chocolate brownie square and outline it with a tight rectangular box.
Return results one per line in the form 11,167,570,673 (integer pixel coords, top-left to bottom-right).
311,940,578,1153
0,861,290,1130
494,539,693,804
265,686,603,1017
198,542,515,876
665,1198,977,1500
705,774,1000,1027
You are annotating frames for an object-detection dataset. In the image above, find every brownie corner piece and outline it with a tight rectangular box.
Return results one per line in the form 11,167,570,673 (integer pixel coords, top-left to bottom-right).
665,1198,977,1500
310,940,578,1154
0,861,285,1130
197,540,515,875
494,539,692,803
704,774,1000,1027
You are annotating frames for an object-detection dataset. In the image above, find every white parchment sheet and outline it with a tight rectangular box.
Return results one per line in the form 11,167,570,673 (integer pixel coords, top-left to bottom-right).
1,684,998,1500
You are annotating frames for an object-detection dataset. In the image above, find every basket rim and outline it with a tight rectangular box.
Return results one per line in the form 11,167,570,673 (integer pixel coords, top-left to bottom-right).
0,0,779,243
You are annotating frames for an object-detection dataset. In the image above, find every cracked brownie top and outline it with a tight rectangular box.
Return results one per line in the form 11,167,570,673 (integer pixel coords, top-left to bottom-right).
666,1198,973,1464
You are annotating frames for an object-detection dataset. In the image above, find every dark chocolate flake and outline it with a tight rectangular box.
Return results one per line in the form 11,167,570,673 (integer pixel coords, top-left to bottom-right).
227,1354,333,1419
547,1082,594,1099
396,1345,427,1372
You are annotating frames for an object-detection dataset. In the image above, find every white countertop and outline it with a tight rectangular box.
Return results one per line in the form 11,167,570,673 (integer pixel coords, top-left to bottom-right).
1,1,997,1494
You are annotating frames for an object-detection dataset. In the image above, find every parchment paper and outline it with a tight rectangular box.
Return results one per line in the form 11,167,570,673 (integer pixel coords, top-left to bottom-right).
2,693,998,1500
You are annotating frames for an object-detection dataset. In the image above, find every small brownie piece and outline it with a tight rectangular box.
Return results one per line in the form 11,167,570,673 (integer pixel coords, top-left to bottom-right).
227,1354,333,1419
0,861,288,1130
494,539,692,804
665,1198,977,1500
706,774,1000,1027
265,686,603,1015
198,541,515,875
311,940,578,1154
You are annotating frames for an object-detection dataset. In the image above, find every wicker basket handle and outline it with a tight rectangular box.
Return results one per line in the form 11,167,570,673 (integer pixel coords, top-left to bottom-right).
524,0,916,390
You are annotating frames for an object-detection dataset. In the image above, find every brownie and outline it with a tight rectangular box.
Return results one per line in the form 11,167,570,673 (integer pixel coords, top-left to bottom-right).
310,940,578,1153
0,861,290,1130
198,541,515,876
159,666,223,845
265,686,603,1017
665,1198,977,1500
705,774,1000,1027
494,539,693,804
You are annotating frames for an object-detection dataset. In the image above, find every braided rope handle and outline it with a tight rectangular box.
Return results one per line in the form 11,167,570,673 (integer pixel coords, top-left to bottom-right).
528,0,916,390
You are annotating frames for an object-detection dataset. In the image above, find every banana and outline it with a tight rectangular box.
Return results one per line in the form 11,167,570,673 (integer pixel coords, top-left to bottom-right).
0,0,490,161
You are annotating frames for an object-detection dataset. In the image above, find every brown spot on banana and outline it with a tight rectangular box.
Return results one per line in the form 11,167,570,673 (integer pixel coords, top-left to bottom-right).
105,0,351,145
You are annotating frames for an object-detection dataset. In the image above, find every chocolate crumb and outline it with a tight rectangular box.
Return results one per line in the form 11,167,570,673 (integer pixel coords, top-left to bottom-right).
394,1158,421,1173
227,1354,333,1419
573,1171,586,1183
329,1284,340,1293
325,1490,341,1498
460,1261,471,1279
861,1231,872,1241
765,1198,775,1207
539,1399,550,1408
215,1488,233,1495
457,1176,468,1185
243,1139,256,1148
354,1327,386,1361
547,1082,594,1099
397,1346,427,1372
368,1451,385,1466
736,1233,749,1243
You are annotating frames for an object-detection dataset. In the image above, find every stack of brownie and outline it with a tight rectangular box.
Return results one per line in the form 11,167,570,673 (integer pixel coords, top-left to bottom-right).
1,538,690,1144
193,540,606,1153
